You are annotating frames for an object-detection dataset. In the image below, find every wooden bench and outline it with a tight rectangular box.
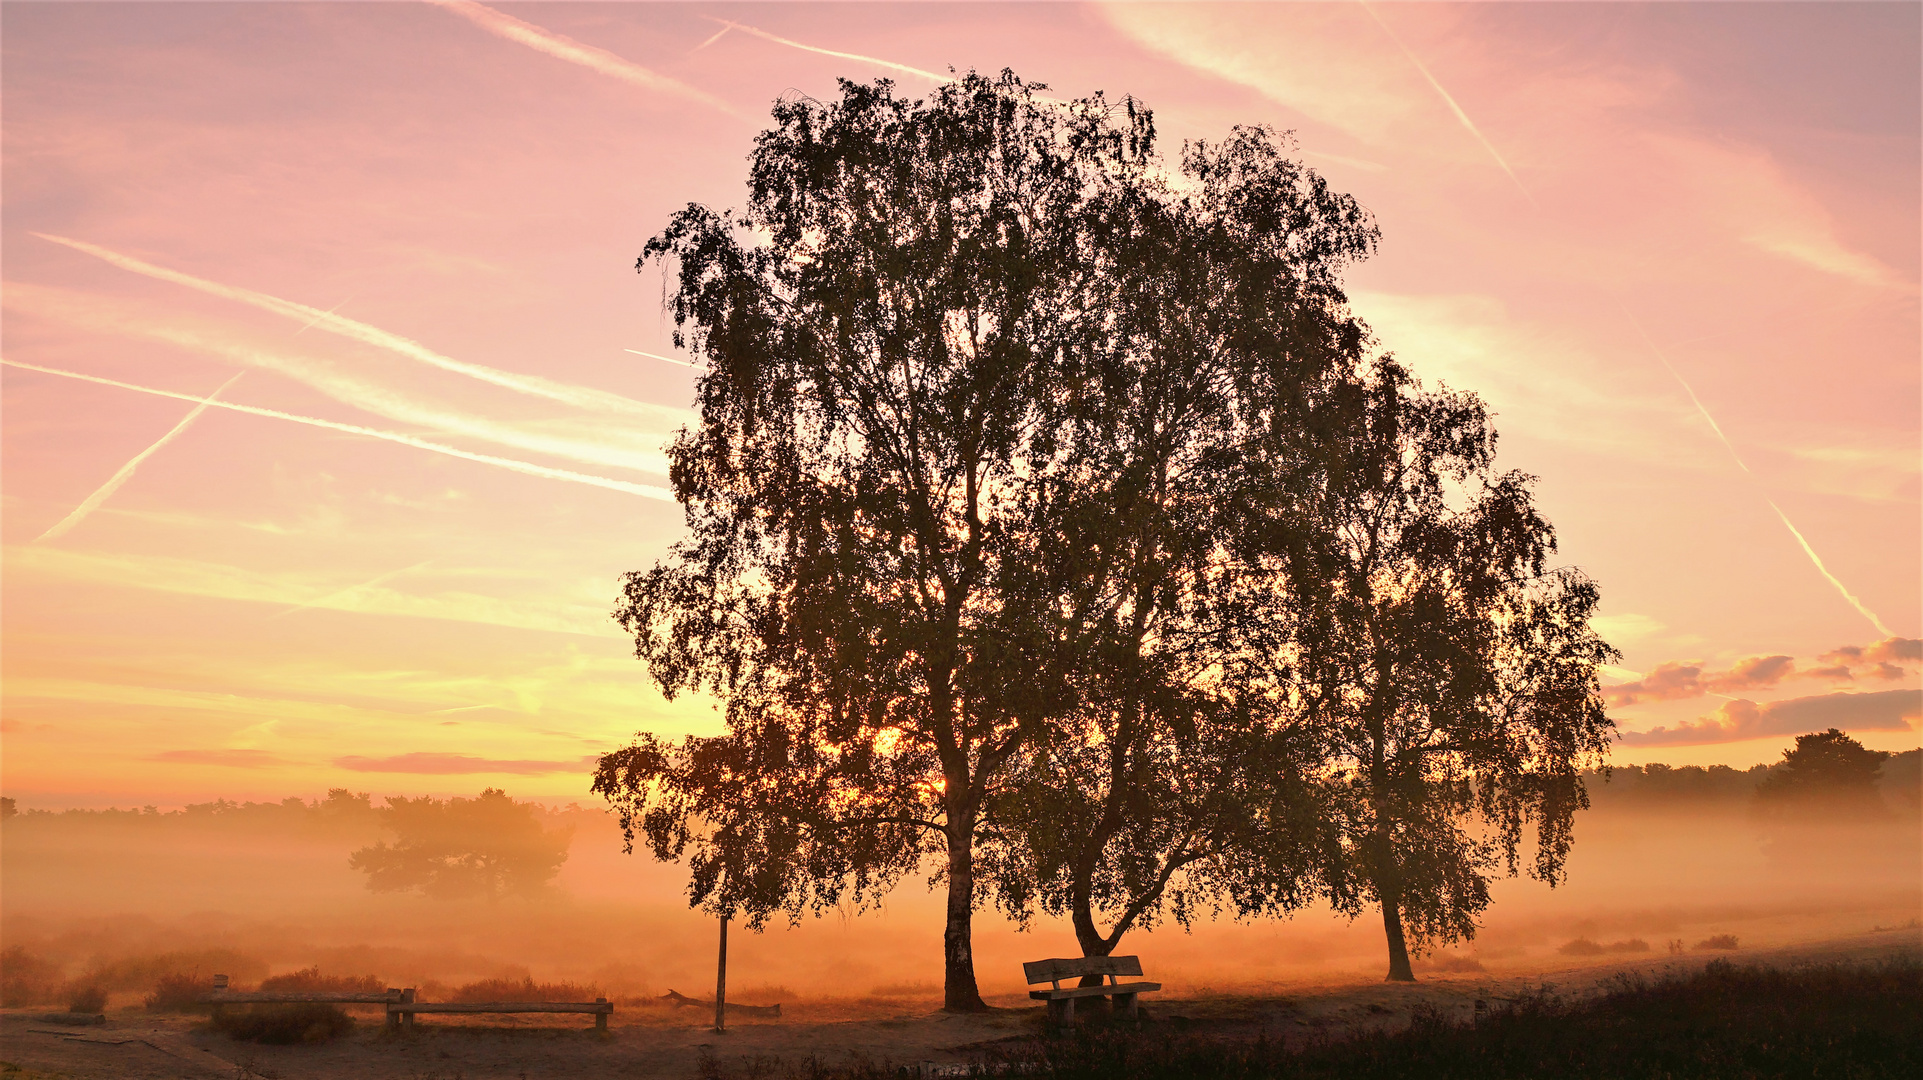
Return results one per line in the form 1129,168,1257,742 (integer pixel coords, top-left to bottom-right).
388,992,614,1032
1024,955,1160,1030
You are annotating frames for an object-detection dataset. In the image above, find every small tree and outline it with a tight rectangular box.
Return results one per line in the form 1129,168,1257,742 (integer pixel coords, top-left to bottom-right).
1280,362,1616,981
1756,728,1891,812
348,789,570,901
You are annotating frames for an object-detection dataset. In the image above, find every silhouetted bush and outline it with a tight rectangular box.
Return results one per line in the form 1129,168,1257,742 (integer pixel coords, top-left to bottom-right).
1559,938,1649,956
145,973,212,1013
211,1003,354,1044
1694,934,1739,950
66,986,107,1013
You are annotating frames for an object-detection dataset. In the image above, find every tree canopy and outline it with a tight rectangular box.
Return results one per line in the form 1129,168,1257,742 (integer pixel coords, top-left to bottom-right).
596,69,1615,1005
348,788,570,901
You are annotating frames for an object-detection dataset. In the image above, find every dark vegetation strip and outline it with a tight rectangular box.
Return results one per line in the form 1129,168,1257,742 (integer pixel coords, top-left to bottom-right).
725,960,1922,1080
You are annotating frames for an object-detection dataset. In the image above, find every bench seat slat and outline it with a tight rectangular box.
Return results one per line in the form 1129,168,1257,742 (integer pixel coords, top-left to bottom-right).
1023,955,1144,984
390,1002,612,1015
1029,982,1161,1000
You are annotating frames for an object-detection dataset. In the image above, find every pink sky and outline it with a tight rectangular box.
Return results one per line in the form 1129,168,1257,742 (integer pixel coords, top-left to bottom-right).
3,2,1917,808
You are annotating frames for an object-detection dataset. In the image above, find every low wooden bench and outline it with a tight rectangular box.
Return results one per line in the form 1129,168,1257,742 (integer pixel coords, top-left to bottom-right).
203,975,409,1029
1024,955,1160,1030
388,992,614,1032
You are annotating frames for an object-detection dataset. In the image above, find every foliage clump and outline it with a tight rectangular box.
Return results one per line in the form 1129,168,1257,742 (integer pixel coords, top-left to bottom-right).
349,788,570,901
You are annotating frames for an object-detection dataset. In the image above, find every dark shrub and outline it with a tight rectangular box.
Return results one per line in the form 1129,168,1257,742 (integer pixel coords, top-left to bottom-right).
1695,934,1740,950
212,1003,354,1044
145,973,212,1013
67,986,107,1013
1559,938,1605,956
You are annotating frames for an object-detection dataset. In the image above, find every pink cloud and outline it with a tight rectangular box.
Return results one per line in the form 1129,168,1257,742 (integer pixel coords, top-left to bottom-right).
1703,654,1795,693
1619,689,1921,747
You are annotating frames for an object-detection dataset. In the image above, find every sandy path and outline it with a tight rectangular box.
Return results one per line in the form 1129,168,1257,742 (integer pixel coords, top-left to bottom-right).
4,928,1915,1080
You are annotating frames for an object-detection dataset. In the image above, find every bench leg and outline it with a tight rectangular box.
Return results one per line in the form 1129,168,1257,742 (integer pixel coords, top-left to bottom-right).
1114,993,1138,1021
1046,997,1075,1032
595,1011,607,1032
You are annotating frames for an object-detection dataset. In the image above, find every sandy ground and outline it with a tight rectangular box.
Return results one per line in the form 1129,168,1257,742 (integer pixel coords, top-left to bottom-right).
4,928,1917,1080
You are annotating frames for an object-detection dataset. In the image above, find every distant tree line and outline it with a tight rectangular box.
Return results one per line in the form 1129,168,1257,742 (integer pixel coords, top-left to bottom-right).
591,70,1618,1008
1591,738,1917,813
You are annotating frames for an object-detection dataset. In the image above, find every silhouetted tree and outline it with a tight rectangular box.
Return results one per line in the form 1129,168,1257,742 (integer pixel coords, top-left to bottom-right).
1277,362,1616,982
348,788,569,901
595,71,1166,1011
1756,728,1892,812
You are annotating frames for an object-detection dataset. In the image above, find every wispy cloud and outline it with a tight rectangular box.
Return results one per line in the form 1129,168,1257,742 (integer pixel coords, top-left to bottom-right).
1359,2,1533,206
1,358,673,501
1630,319,1894,638
427,0,741,117
7,281,677,476
271,560,435,618
333,751,597,775
149,748,289,768
36,372,244,543
700,16,945,82
34,233,676,420
7,544,617,637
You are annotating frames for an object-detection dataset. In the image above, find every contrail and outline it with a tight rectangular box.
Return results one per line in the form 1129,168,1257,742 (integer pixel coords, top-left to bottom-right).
428,0,742,117
2,358,674,502
1630,320,1894,637
272,559,434,618
700,16,946,82
625,347,707,370
1359,2,1535,207
35,372,245,543
5,281,677,475
34,233,663,418
293,298,350,336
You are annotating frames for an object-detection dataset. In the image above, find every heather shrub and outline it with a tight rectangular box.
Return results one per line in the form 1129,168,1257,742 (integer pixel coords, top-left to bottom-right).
449,976,599,1002
259,967,383,994
67,985,107,1013
212,1003,354,1044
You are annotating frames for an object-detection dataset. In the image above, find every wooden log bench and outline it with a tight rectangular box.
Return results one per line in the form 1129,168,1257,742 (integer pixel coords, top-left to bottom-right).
1024,955,1160,1031
387,992,614,1032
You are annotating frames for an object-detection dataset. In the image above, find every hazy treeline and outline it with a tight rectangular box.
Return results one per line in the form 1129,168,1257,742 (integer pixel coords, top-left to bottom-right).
1584,748,1919,811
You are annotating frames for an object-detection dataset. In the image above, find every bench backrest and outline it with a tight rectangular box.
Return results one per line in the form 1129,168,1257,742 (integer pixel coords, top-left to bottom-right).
1023,955,1144,985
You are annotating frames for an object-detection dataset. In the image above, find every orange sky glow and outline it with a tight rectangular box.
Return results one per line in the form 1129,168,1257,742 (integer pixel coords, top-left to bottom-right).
3,1,1917,810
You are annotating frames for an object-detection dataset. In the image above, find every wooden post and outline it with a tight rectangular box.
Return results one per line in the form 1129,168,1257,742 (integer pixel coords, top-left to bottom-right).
713,914,729,1033
400,987,416,1030
594,997,608,1032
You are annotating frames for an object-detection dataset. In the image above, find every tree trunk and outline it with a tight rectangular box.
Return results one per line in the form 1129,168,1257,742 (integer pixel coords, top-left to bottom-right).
942,830,988,1012
1380,887,1415,982
1070,894,1114,1006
